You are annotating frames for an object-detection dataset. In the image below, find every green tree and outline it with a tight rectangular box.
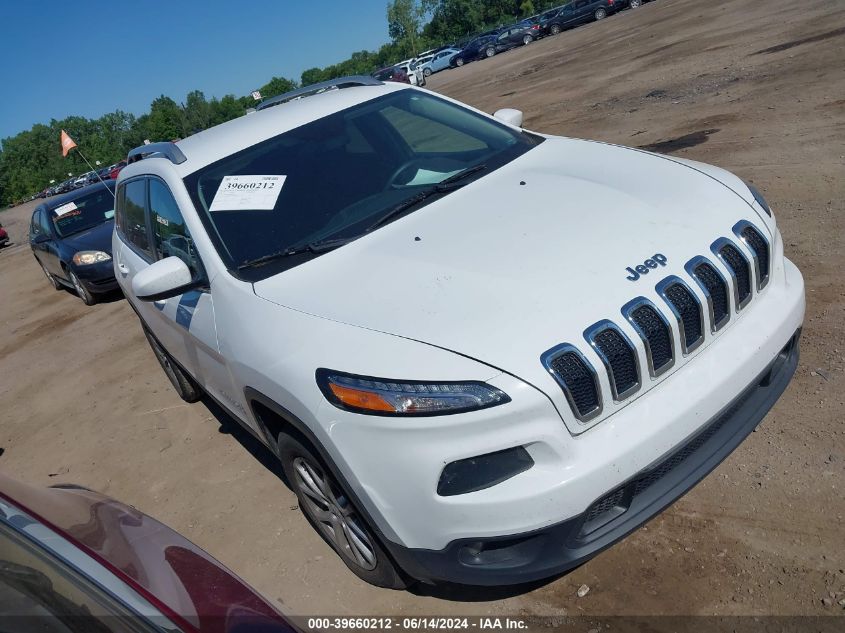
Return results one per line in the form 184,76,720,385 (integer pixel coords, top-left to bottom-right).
520,0,535,17
183,91,212,135
145,95,186,141
387,0,426,57
258,76,298,100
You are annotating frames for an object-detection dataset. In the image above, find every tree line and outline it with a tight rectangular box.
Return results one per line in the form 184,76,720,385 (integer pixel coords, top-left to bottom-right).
0,0,563,205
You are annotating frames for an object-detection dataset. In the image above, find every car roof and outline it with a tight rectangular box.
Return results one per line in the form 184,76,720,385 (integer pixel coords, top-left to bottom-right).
42,180,115,212
125,81,409,179
0,473,294,632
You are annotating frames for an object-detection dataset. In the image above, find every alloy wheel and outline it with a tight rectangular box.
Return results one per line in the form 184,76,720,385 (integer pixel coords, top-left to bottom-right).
293,457,377,571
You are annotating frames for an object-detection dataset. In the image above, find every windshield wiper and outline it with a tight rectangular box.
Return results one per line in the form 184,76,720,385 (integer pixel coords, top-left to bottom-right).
236,165,487,272
237,236,355,271
365,164,487,233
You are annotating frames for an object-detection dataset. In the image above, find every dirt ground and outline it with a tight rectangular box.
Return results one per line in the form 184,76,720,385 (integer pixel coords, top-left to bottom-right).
1,0,843,620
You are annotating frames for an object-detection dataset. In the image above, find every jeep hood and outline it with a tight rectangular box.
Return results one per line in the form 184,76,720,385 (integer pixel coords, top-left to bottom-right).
253,137,764,415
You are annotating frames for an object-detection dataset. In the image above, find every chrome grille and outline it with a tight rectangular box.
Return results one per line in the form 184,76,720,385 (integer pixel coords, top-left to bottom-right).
585,322,640,401
657,277,704,354
734,221,770,290
542,345,602,422
543,224,771,424
623,298,674,377
712,238,752,310
688,258,730,331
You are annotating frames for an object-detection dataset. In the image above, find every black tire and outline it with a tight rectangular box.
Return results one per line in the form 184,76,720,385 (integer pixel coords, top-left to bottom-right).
455,57,464,67
485,46,496,58
423,67,432,77
68,269,96,305
522,34,533,45
143,328,201,403
39,261,62,290
550,23,562,35
595,8,607,20
275,432,407,589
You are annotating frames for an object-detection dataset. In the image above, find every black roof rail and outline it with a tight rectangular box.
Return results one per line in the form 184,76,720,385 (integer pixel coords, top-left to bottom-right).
256,76,384,111
127,142,187,165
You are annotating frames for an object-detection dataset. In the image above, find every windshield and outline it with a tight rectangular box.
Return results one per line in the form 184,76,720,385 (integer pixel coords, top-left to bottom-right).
184,90,541,280
52,187,115,237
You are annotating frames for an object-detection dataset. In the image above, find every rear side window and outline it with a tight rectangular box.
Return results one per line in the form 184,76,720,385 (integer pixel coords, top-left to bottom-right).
118,179,153,258
149,179,202,278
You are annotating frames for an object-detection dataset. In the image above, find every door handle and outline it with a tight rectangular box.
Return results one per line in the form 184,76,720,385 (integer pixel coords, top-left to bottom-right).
117,262,129,275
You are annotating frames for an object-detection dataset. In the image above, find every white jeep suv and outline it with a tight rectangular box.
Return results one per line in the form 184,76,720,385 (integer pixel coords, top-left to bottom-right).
113,77,804,588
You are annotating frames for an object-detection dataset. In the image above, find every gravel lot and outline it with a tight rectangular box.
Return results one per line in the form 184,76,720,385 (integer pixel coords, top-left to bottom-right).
1,0,843,620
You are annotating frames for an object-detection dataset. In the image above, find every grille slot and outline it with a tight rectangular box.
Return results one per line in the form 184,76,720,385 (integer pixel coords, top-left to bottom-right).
586,323,640,401
713,239,752,310
736,223,770,290
543,346,602,422
690,260,730,330
658,279,704,354
584,487,625,524
624,299,674,377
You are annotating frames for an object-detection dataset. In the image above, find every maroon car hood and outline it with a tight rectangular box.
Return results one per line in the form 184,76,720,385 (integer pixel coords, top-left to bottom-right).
0,473,295,633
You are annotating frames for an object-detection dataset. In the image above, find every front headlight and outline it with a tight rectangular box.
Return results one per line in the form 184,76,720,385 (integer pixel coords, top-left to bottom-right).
745,181,772,217
72,250,111,266
316,369,510,416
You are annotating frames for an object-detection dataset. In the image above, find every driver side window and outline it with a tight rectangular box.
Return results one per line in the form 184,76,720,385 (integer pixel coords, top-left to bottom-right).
149,179,203,279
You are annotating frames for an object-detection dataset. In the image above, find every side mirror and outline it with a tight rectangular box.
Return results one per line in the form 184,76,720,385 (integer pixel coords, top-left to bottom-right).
493,108,524,127
132,256,198,301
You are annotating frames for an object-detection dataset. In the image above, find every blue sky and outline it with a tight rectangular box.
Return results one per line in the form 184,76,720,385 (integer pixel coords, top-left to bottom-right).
0,1,392,140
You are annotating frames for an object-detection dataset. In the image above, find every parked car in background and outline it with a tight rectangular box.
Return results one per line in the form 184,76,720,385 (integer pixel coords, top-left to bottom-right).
114,77,803,589
29,180,118,305
372,65,410,83
109,159,127,179
56,178,76,194
419,47,462,75
542,0,622,35
0,472,294,632
449,34,498,66
0,222,8,248
72,173,90,189
396,60,426,86
496,22,543,46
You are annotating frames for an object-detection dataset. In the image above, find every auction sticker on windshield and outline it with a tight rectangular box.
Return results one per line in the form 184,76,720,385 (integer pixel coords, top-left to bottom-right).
209,175,286,212
53,202,78,216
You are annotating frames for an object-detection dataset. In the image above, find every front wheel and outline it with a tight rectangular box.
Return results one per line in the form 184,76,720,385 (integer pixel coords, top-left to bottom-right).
276,432,407,589
40,261,62,290
595,8,607,20
485,47,495,58
455,57,464,67
68,269,96,305
629,0,642,6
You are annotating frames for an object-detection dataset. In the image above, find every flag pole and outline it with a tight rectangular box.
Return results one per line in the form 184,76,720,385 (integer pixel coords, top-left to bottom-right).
73,148,116,201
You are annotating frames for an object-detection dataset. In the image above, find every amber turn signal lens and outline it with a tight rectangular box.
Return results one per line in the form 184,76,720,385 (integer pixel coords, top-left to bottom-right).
328,383,396,412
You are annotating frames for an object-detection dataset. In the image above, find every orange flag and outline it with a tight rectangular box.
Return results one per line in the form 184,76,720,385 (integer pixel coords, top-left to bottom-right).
60,130,77,157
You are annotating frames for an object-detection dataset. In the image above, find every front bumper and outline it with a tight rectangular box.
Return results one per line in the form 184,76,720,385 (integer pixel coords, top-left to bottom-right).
384,330,800,585
72,260,118,294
